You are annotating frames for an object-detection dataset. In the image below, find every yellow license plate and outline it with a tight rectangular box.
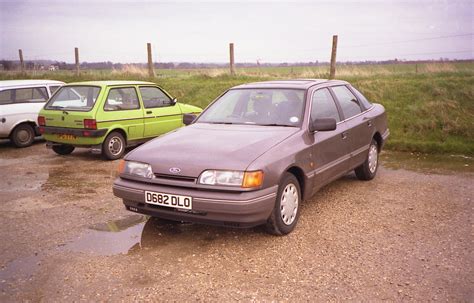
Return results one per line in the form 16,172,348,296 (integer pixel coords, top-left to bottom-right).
57,134,76,140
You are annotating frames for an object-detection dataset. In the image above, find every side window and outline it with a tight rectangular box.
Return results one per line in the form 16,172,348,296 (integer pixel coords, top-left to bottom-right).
350,86,372,109
139,87,172,108
8,87,48,103
104,87,140,111
331,85,362,119
0,90,13,104
49,86,61,95
311,88,341,122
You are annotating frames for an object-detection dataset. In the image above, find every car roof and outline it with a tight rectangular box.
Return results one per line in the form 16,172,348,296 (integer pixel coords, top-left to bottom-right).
0,79,65,89
65,80,156,87
232,79,349,90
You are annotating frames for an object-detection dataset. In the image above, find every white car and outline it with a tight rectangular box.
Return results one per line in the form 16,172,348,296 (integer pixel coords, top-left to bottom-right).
0,80,65,147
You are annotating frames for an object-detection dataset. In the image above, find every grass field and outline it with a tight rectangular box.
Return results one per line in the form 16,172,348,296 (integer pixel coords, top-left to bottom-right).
1,61,473,154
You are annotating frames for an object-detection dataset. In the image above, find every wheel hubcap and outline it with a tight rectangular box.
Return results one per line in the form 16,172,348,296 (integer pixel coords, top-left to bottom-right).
17,129,31,143
280,183,299,225
108,137,123,155
368,144,378,173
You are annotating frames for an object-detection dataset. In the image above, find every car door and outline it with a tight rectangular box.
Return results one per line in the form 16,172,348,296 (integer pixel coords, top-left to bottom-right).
310,88,351,192
100,86,144,141
139,86,183,138
330,85,373,170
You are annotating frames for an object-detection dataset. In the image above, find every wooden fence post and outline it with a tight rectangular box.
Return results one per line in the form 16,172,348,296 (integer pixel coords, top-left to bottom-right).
18,49,24,72
229,43,235,76
75,47,80,75
147,43,155,77
329,35,338,79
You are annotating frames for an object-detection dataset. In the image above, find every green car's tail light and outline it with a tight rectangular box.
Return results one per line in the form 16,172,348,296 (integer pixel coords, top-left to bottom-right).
38,116,45,126
83,119,97,130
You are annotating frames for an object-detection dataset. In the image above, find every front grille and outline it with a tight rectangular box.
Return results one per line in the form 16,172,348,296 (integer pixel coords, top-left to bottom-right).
154,173,197,183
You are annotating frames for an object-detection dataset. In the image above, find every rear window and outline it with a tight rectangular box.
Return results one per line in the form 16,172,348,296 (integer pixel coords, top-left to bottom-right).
0,87,49,104
45,86,101,111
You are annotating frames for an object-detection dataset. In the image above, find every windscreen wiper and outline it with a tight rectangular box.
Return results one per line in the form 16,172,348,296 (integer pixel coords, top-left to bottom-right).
205,121,234,125
258,123,295,127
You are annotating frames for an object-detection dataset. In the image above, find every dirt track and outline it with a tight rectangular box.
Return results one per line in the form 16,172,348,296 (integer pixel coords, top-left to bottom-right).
0,140,473,301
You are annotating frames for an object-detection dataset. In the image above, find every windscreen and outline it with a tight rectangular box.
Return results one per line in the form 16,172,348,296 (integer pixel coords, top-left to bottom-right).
46,86,101,111
197,88,306,127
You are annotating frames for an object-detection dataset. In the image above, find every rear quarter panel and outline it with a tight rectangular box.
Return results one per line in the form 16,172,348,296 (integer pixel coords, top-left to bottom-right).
371,103,389,148
0,102,45,137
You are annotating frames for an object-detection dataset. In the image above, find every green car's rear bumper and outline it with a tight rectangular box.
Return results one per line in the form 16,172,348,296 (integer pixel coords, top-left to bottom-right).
40,126,107,146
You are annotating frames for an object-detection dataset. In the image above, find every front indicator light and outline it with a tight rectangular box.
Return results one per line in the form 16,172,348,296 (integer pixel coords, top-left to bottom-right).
117,159,126,174
242,171,264,188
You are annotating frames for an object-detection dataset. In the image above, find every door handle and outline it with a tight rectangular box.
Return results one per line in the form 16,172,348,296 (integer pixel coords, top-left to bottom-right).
341,131,348,140
367,120,372,127
146,111,152,114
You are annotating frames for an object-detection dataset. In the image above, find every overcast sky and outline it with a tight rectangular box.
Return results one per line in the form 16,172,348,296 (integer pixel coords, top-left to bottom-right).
0,0,472,63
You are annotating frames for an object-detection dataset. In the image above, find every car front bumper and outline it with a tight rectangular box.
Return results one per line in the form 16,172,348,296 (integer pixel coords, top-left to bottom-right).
113,177,278,228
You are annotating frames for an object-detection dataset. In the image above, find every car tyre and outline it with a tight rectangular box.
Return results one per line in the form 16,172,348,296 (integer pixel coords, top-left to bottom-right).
52,144,75,155
355,139,379,181
265,172,301,236
102,131,125,160
11,124,35,148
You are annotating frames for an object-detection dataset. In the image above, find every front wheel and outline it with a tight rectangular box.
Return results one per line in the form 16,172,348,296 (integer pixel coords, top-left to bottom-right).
11,124,35,147
52,144,75,155
102,131,125,160
355,139,379,180
265,172,301,236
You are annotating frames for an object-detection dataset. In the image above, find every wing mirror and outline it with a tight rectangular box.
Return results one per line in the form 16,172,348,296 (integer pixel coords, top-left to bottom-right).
310,118,337,132
171,98,177,106
183,113,197,125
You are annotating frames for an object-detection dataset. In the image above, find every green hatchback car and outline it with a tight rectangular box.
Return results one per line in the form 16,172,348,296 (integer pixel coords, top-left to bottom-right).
38,81,202,159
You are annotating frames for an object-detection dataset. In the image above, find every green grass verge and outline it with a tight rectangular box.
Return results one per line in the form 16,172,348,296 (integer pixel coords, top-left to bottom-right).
1,62,473,155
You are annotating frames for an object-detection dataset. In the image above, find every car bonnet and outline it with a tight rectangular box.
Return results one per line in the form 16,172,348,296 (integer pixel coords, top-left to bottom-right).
126,123,299,178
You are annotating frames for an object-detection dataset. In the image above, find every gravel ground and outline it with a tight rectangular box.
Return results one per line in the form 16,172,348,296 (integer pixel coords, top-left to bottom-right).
0,141,473,302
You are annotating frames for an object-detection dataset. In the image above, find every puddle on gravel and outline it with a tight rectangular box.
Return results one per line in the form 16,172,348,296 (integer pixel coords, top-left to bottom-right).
63,214,257,257
380,151,473,174
0,254,42,282
64,215,148,256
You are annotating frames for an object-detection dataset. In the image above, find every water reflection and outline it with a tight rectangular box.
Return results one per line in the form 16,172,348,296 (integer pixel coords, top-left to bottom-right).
64,215,259,256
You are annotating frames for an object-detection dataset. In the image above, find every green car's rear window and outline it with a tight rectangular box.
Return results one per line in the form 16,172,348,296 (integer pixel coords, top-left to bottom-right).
45,86,101,111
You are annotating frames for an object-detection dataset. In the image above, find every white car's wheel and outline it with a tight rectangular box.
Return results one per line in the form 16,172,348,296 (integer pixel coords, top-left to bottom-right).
11,124,35,148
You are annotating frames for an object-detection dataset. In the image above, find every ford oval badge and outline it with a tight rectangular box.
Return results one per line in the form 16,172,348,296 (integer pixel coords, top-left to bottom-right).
169,167,181,174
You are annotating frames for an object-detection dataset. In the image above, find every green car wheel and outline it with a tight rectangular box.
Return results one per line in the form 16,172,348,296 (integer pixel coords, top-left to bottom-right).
102,131,125,160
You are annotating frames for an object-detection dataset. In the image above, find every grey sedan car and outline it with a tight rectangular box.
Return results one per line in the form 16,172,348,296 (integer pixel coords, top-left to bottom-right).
113,79,389,235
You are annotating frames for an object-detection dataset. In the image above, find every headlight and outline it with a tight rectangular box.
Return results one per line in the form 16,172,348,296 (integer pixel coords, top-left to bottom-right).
118,160,154,179
198,170,263,188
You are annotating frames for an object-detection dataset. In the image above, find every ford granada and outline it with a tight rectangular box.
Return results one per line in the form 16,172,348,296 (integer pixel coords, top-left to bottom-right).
38,81,202,159
113,79,389,235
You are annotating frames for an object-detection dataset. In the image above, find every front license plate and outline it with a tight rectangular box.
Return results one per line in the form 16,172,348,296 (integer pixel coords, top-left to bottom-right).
145,191,192,210
57,134,76,140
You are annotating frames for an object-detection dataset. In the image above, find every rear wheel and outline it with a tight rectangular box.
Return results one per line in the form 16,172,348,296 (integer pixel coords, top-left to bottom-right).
355,139,379,180
11,124,35,147
52,144,75,155
102,131,125,160
265,172,301,235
